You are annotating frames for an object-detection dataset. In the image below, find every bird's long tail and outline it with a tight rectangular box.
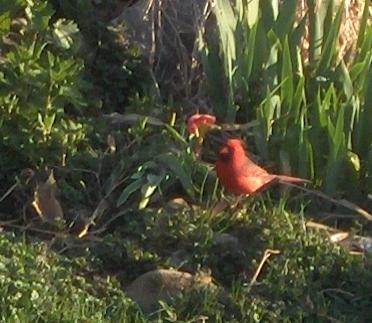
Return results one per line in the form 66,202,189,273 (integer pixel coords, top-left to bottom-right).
276,175,310,183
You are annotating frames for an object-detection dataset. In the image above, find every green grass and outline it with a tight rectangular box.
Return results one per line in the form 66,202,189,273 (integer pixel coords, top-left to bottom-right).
0,233,141,322
1,199,371,322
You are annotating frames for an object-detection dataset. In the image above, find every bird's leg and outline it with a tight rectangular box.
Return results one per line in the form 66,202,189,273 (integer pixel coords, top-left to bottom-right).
212,195,243,215
211,194,250,215
211,199,230,216
231,195,242,209
231,195,249,209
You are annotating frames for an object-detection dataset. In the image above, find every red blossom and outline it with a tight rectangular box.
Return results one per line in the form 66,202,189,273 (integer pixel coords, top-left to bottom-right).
187,113,216,136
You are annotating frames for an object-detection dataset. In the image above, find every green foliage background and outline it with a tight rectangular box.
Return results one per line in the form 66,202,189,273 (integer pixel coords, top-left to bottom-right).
0,0,145,182
200,0,372,200
0,0,371,322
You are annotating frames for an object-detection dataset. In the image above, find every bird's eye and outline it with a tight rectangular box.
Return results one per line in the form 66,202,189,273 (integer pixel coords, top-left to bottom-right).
218,146,231,162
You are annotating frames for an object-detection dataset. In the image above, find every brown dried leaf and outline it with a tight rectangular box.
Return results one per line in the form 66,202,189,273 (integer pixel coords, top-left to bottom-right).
329,232,350,243
32,170,64,223
307,221,372,255
166,197,190,210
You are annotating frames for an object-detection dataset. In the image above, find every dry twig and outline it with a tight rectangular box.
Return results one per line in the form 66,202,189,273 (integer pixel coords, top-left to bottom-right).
285,182,372,221
249,249,280,288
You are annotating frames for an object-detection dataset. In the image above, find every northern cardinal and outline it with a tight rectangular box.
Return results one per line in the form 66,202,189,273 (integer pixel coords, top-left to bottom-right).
215,138,309,195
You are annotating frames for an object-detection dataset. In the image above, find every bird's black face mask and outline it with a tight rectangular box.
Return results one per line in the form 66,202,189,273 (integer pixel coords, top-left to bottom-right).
200,129,234,164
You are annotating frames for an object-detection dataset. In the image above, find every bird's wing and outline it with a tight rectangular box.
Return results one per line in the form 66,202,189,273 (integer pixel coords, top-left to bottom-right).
235,160,277,194
233,155,309,194
238,157,269,177
241,175,277,194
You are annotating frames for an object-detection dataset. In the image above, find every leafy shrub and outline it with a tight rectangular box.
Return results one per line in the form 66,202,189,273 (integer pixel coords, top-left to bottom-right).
0,0,148,206
0,0,89,176
50,0,149,113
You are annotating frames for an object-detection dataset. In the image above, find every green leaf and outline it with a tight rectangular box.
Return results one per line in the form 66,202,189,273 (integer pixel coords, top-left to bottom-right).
347,151,360,172
52,19,80,50
308,0,323,64
116,179,144,207
324,159,343,193
104,160,127,194
138,172,165,209
299,138,314,179
214,0,238,121
332,105,345,158
355,61,372,159
357,27,372,65
281,37,293,110
275,0,297,39
0,12,11,36
261,0,278,28
25,1,54,32
139,183,158,209
164,125,188,145
350,61,368,83
266,30,279,68
198,30,229,120
214,0,237,64
317,1,343,72
44,114,56,134
246,0,259,28
356,0,370,50
351,51,372,95
292,77,305,120
339,60,353,100
244,22,258,81
366,147,372,192
157,153,195,198
322,0,335,48
37,113,44,128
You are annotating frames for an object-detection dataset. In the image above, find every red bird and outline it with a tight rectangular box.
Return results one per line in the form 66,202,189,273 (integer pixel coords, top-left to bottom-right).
215,138,309,195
